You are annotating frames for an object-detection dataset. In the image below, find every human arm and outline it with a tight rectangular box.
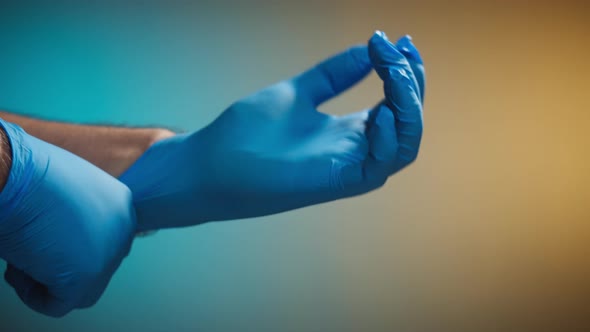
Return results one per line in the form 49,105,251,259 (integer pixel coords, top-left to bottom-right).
0,112,174,177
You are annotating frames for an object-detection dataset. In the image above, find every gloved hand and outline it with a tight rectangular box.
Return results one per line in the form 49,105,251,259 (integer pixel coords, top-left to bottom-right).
120,31,425,231
0,119,136,317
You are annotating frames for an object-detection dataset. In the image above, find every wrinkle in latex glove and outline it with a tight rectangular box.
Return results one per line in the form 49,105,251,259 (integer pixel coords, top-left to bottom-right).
120,31,425,231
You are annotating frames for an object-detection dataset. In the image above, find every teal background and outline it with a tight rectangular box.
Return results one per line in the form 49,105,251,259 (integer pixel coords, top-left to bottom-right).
1,1,589,331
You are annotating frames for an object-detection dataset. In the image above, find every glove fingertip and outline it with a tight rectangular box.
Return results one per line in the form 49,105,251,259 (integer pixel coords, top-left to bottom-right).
368,31,405,59
395,35,424,65
368,31,408,82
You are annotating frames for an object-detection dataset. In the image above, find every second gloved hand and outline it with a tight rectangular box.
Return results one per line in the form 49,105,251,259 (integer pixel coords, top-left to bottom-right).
120,31,425,231
0,119,137,317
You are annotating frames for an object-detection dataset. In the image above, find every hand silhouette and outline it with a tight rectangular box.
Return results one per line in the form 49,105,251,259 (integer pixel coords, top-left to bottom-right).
120,31,425,231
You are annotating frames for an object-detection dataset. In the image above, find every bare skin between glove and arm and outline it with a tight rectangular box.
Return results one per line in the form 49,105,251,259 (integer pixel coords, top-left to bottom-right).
0,111,174,177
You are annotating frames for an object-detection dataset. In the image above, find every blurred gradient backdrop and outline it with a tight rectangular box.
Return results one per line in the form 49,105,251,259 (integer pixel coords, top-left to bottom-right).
0,1,589,331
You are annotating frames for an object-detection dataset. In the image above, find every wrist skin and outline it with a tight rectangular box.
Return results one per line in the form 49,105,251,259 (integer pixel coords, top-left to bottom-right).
0,110,175,178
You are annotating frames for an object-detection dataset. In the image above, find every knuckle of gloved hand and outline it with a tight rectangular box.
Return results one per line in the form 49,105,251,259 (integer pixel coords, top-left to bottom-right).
375,174,389,188
62,279,103,312
76,257,107,284
368,171,389,190
400,150,419,165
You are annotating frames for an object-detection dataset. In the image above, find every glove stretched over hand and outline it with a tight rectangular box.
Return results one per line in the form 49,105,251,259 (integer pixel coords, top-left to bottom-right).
120,31,425,231
0,119,137,317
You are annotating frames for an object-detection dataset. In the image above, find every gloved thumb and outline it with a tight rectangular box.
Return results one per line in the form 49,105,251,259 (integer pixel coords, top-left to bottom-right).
4,264,74,318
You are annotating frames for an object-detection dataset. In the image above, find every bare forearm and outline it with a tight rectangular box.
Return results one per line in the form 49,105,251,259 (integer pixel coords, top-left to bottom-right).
0,112,174,177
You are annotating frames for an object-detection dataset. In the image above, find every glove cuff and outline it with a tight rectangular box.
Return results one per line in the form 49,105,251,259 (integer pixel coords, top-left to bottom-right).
0,118,47,230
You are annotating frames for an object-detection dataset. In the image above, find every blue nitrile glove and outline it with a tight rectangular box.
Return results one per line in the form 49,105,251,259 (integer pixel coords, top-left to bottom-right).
0,119,136,317
120,31,425,231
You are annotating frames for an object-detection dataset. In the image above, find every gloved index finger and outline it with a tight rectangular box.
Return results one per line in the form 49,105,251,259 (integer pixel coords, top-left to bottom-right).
291,45,372,107
396,35,425,103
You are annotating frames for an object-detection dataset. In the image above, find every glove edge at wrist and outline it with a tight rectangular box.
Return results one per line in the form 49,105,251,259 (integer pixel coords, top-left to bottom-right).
0,119,48,233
